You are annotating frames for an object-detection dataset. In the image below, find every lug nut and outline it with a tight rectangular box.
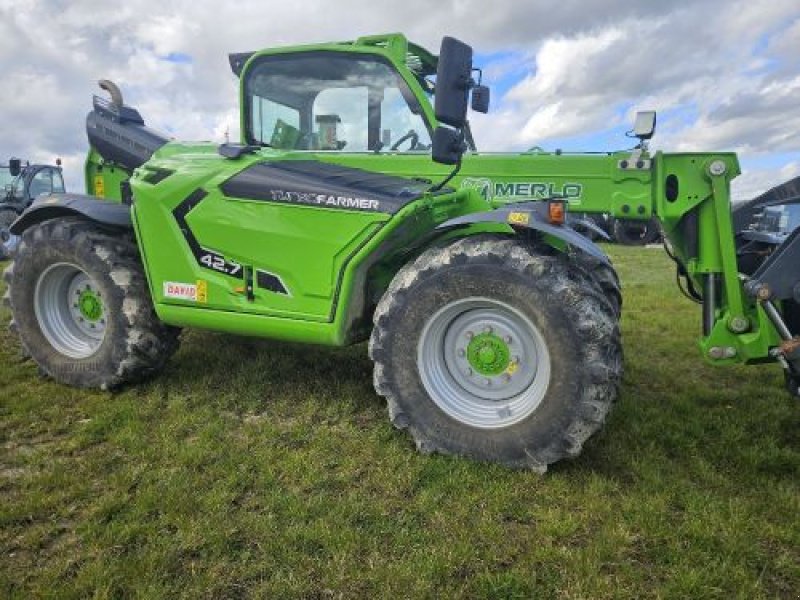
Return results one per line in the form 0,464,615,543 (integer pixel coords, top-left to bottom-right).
504,335,512,344
729,316,750,333
467,368,473,376
458,349,465,357
485,378,492,386
466,331,474,339
484,326,493,334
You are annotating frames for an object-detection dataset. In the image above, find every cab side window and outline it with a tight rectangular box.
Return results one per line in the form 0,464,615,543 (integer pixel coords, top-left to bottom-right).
245,53,431,153
28,170,54,198
51,169,65,193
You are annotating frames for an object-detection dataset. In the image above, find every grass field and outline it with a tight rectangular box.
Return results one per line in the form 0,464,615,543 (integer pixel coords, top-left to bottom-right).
1,246,798,599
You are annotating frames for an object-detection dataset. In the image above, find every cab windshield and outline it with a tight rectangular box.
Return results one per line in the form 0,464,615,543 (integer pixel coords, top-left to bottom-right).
8,167,65,200
244,52,431,153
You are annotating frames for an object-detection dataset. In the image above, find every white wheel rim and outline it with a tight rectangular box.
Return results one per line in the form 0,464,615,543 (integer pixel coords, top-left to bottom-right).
34,263,106,359
417,297,551,429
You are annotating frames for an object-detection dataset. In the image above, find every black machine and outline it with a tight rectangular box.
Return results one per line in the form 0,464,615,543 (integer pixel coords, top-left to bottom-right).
0,158,65,258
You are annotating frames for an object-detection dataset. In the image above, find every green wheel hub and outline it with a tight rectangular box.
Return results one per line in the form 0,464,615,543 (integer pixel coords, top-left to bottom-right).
78,289,103,322
467,332,511,376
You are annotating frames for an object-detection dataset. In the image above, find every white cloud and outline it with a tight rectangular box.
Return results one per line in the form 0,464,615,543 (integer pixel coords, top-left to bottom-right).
0,0,798,199
733,161,800,203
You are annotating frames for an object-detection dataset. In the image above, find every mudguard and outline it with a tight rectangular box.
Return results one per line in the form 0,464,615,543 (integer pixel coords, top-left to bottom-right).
436,201,611,264
9,194,132,235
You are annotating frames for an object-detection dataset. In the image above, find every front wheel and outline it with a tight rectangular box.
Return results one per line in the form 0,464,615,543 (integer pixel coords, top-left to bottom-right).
3,218,180,389
369,236,622,472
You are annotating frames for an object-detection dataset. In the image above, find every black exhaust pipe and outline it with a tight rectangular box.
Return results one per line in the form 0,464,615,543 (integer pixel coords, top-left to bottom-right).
86,80,169,171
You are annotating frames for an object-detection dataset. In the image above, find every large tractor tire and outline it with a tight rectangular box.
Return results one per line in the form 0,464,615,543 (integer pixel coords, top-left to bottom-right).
369,236,622,472
2,218,180,389
567,251,622,318
611,217,661,246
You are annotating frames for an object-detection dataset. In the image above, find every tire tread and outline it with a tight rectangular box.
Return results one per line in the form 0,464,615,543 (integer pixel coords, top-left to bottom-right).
369,235,622,472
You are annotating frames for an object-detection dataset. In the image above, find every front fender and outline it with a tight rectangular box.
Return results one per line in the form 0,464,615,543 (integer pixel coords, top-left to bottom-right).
9,194,132,235
436,201,610,264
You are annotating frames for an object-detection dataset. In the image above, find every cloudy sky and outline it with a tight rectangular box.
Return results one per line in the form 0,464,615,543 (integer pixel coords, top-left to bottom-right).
1,0,798,200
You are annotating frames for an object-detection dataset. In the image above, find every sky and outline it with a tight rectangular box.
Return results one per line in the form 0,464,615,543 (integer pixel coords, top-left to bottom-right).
0,0,798,201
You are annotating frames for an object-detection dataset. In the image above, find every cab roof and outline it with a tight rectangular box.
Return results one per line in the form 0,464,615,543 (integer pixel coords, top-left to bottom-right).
228,33,437,80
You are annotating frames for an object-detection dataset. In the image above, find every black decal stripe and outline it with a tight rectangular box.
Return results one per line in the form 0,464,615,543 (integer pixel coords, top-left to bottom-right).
172,189,207,258
173,189,244,279
257,270,289,295
220,161,438,214
141,167,175,185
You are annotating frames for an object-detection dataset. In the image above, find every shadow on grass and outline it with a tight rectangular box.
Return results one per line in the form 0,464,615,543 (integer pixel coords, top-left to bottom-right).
138,329,381,418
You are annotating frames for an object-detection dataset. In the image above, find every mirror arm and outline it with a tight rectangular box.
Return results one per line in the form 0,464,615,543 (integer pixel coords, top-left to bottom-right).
470,67,483,86
430,156,463,192
463,121,477,152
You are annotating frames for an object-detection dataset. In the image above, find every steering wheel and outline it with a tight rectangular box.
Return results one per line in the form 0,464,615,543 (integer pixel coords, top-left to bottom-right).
391,130,420,151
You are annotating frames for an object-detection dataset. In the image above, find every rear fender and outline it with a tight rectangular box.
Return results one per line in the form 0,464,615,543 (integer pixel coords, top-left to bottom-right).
436,201,610,264
9,193,132,235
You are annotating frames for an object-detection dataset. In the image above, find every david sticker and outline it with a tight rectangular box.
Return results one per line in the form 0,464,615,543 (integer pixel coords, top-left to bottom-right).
164,281,198,302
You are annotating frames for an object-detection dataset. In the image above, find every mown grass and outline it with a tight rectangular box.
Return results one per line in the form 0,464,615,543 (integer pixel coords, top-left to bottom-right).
1,246,798,599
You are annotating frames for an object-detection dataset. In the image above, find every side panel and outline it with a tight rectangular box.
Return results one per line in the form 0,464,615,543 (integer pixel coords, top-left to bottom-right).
132,163,390,322
188,194,386,320
307,152,655,218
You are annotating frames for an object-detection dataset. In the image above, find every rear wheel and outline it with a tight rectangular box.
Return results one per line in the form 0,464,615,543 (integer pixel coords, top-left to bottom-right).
3,218,180,389
369,236,622,472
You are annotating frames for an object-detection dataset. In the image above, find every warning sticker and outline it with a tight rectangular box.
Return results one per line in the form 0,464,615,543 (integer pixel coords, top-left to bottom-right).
196,280,208,303
508,211,530,226
164,281,198,301
94,175,105,198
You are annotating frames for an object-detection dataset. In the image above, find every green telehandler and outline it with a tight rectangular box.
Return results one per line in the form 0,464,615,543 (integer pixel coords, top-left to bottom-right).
3,34,798,471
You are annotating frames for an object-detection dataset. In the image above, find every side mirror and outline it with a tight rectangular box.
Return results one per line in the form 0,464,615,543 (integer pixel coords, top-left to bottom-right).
435,36,473,129
633,111,656,140
9,158,21,177
432,126,465,165
471,85,490,113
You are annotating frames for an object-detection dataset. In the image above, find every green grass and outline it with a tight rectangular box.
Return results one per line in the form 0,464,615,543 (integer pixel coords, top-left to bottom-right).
1,246,798,599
